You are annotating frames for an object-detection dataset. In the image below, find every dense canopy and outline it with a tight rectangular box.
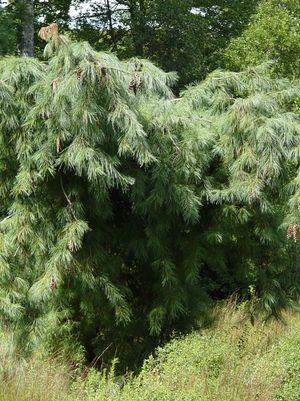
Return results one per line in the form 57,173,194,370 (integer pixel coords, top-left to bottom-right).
224,0,300,78
0,24,299,367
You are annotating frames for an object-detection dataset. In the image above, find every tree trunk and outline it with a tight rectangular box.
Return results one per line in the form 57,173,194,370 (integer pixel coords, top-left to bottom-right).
19,0,34,57
128,0,146,57
106,0,116,49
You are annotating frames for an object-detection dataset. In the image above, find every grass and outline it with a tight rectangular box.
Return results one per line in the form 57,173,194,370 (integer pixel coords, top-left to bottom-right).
1,301,299,401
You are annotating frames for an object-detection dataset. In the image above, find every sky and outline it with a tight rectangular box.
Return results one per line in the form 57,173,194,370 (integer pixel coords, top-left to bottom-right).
69,1,92,19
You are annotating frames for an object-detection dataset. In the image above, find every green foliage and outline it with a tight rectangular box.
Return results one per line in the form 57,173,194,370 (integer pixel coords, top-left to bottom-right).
73,0,259,88
1,1,259,87
0,6,17,55
0,28,300,369
1,303,300,401
119,304,300,401
224,0,300,78
148,0,259,87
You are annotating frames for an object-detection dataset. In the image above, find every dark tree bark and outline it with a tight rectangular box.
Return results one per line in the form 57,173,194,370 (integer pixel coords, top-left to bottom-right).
18,0,34,57
105,0,116,49
128,0,146,57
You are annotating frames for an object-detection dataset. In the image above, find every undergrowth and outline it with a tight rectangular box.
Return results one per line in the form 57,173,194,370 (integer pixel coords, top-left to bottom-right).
1,301,299,401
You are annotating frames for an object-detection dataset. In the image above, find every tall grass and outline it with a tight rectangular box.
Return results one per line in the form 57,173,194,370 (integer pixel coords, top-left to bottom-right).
0,358,71,401
1,301,299,401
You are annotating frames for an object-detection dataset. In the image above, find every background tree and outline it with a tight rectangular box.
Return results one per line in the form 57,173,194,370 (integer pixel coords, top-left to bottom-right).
145,0,259,87
224,0,300,79
1,1,259,87
72,0,259,88
0,3,17,55
17,0,35,56
37,0,73,27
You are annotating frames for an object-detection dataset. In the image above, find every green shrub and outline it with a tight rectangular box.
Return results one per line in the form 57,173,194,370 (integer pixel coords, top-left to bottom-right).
1,303,299,401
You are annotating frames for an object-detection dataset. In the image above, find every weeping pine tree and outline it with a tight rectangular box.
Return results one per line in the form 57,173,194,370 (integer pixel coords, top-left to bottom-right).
0,24,299,368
